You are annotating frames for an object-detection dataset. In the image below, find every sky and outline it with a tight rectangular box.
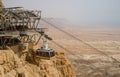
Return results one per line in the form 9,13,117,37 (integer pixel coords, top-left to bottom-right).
3,0,120,27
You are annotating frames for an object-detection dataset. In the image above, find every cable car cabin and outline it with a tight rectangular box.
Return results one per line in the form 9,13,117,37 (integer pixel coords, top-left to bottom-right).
36,48,55,59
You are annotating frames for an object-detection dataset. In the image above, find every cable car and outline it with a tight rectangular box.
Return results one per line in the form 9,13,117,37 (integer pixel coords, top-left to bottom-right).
36,48,55,58
36,35,55,59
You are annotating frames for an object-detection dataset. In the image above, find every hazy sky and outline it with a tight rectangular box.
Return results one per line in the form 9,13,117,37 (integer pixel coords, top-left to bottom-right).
3,0,120,27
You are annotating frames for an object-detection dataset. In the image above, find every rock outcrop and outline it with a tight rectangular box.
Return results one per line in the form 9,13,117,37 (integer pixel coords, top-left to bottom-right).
0,0,4,7
0,43,76,77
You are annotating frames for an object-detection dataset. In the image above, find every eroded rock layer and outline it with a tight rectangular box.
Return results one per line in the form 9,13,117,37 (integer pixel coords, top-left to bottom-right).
0,43,76,77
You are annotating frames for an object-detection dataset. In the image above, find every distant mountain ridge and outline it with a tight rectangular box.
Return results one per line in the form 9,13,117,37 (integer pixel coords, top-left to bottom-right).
38,17,120,29
39,18,76,28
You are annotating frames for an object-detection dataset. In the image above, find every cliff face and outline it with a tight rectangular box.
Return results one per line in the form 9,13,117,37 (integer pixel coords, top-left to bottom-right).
0,43,76,77
0,0,4,7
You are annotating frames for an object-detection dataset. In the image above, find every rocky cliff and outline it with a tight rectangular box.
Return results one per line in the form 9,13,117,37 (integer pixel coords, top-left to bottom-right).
0,43,76,77
0,0,4,7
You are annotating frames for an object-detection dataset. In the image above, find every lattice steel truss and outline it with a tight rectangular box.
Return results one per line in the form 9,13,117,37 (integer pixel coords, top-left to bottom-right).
0,7,43,49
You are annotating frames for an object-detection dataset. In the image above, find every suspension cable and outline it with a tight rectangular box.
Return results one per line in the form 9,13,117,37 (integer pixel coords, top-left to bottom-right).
41,18,120,63
51,40,103,72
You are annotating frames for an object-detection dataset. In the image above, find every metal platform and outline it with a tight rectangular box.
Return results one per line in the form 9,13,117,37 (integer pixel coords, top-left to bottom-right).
0,7,42,49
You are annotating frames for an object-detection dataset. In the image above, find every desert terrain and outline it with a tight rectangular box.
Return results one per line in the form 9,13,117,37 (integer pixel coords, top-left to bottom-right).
39,18,120,77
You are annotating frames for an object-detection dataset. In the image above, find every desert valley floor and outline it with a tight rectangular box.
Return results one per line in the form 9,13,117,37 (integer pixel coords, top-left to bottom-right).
44,27,120,77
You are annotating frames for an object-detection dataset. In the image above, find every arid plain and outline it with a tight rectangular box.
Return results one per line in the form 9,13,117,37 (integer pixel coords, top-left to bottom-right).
39,18,120,77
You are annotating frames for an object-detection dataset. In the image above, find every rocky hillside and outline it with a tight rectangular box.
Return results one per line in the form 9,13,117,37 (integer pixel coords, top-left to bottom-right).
0,43,76,77
0,0,4,7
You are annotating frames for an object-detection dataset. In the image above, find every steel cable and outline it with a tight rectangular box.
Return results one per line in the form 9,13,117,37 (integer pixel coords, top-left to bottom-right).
41,18,120,63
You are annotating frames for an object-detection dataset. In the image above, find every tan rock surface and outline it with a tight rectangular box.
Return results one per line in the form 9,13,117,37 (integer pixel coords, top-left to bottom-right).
0,44,76,77
0,0,4,7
